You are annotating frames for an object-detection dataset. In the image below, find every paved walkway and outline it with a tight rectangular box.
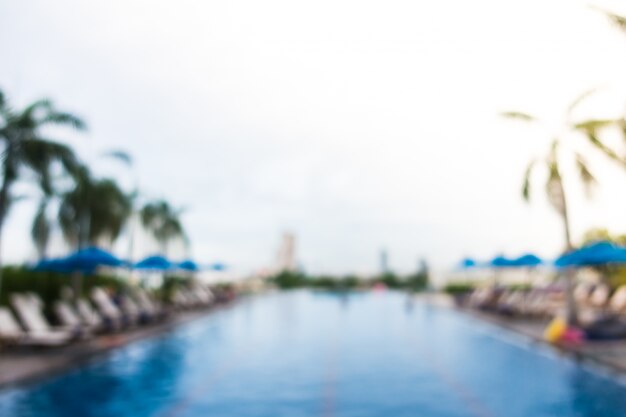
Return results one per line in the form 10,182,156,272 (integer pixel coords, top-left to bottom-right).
0,304,231,390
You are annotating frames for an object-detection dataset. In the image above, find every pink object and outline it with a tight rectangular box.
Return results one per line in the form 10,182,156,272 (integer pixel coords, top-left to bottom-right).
373,283,387,292
561,327,585,344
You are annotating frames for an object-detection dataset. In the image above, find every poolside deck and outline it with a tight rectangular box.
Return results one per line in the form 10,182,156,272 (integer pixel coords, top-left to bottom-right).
0,303,234,390
421,293,626,376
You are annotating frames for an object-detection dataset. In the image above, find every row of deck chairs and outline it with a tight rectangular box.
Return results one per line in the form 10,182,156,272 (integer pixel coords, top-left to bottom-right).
467,283,626,322
468,286,565,318
0,284,218,347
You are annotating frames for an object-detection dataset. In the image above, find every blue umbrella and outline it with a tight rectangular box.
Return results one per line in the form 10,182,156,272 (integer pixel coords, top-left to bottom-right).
34,247,123,274
210,263,226,271
178,260,199,272
489,255,516,268
555,241,626,267
459,258,477,269
511,253,542,267
134,255,173,271
33,258,73,274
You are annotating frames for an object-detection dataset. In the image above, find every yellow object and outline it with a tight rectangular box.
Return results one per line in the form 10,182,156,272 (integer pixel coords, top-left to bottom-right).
544,317,567,343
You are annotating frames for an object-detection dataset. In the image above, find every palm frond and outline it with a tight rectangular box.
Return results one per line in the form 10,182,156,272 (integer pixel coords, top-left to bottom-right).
575,153,597,198
521,160,536,201
583,130,626,167
102,150,132,166
500,111,537,122
593,7,626,35
21,139,80,195
41,111,86,131
20,100,52,126
574,119,616,131
566,88,597,120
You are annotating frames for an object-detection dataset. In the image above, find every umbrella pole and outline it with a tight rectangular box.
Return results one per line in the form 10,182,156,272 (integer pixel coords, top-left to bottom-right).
564,268,577,326
71,271,83,303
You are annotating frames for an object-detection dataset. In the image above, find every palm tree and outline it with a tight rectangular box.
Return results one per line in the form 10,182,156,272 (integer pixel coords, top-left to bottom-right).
0,90,85,293
140,200,187,256
30,150,133,260
58,166,133,249
502,92,606,324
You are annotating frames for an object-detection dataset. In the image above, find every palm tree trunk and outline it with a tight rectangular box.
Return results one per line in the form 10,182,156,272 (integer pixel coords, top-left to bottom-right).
0,177,11,300
559,181,578,326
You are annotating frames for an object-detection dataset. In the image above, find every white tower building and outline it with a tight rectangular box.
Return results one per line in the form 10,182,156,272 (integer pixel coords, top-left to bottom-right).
276,232,297,273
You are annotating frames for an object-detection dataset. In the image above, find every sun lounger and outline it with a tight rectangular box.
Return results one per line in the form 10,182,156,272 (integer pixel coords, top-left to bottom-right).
0,307,70,346
76,299,111,330
10,295,76,343
497,290,527,316
119,294,146,323
609,286,626,314
191,285,215,306
171,289,195,309
54,300,101,333
589,284,610,308
574,282,594,306
135,289,167,320
91,288,126,327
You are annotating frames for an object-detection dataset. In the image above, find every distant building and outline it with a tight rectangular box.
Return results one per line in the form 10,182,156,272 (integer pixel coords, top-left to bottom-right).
380,249,389,274
276,232,297,273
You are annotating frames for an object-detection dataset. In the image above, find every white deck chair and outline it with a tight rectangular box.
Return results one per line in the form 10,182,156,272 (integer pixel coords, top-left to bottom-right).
192,285,215,306
54,300,100,333
119,295,142,323
172,289,196,309
90,288,126,327
0,307,70,346
76,299,107,330
135,289,162,317
589,284,610,308
609,286,626,314
574,282,593,306
9,295,75,343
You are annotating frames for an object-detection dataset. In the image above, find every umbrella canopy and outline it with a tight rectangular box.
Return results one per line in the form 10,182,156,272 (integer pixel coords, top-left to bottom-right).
210,263,226,271
511,253,542,267
555,241,626,267
33,258,73,274
178,260,199,272
458,258,477,269
488,255,516,268
33,247,124,274
134,255,173,271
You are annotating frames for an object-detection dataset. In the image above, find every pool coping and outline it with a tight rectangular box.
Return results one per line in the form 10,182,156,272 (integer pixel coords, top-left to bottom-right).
425,294,626,377
0,301,238,391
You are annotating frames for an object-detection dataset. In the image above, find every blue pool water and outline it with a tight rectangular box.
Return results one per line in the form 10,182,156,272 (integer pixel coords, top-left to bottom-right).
1,290,626,416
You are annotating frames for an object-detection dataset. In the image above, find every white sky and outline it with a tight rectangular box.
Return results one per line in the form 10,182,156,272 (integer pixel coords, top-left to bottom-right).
2,0,626,274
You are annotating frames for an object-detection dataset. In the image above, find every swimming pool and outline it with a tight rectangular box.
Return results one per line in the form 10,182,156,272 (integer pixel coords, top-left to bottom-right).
1,290,626,417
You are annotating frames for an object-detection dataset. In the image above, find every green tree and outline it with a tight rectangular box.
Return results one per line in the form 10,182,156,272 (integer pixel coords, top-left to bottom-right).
140,200,187,256
30,150,132,259
58,166,133,249
0,91,85,293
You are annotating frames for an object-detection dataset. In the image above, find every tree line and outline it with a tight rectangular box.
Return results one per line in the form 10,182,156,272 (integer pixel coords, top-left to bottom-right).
0,89,188,271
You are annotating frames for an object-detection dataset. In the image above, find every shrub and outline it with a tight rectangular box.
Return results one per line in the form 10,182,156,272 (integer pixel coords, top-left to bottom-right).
0,266,125,319
442,282,476,295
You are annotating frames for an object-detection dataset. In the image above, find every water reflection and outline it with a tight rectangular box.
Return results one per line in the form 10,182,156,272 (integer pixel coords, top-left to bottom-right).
3,336,186,417
565,367,626,417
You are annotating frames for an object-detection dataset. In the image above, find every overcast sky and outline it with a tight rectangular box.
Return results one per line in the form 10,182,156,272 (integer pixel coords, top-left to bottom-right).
2,0,626,275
